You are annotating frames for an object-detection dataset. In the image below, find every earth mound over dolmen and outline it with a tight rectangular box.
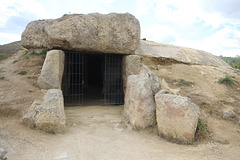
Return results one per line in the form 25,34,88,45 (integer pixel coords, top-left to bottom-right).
20,12,230,144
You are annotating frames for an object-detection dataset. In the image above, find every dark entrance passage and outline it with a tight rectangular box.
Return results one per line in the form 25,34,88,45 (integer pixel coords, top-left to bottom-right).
62,52,84,105
62,51,124,106
84,54,104,104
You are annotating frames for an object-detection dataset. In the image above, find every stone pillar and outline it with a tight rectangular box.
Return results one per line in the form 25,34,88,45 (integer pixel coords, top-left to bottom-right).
122,55,141,93
37,50,65,89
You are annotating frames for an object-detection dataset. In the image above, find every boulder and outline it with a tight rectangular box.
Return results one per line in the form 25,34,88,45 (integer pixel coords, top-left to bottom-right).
23,89,66,133
124,72,160,129
37,50,65,89
155,93,200,144
22,13,140,54
223,110,235,119
135,40,231,67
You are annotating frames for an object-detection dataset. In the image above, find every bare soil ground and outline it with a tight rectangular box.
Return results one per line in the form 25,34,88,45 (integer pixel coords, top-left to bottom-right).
0,49,240,160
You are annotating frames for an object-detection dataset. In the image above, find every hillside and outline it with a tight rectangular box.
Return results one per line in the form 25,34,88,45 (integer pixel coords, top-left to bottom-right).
221,57,240,69
0,44,240,159
0,41,23,54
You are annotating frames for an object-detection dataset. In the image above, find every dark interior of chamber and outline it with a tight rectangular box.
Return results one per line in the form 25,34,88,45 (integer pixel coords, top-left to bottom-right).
62,51,124,106
84,54,104,104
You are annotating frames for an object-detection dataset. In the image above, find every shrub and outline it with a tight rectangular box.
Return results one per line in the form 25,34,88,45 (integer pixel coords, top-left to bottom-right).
18,71,27,75
0,75,4,79
0,54,8,61
178,79,194,86
197,119,205,132
172,79,194,86
31,49,47,56
40,49,47,55
24,55,29,59
195,118,207,141
23,50,28,54
142,38,147,41
218,75,234,85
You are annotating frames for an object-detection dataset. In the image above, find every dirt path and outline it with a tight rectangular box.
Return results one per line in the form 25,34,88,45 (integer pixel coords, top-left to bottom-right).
0,105,240,160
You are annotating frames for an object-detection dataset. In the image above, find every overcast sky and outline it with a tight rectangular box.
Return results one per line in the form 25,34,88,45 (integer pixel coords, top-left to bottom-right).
0,0,240,57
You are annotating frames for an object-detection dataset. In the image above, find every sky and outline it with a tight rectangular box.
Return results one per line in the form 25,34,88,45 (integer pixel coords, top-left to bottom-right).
0,0,240,57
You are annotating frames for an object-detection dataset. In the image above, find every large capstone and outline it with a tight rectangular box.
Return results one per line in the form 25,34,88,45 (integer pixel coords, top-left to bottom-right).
21,13,140,54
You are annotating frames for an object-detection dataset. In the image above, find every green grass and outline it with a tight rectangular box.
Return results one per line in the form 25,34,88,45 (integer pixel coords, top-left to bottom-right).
172,79,194,86
23,50,28,54
31,49,47,55
18,71,27,75
197,119,205,132
31,49,47,59
195,118,207,141
0,54,8,61
24,55,29,59
0,75,4,80
12,60,18,63
218,75,234,85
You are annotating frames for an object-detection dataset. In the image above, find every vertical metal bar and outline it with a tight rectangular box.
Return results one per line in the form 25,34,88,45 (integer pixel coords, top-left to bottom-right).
103,54,124,105
104,54,107,104
81,53,84,105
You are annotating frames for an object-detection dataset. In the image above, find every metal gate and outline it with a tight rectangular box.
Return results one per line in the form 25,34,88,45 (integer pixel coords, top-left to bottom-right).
62,51,84,105
104,54,124,105
62,52,124,105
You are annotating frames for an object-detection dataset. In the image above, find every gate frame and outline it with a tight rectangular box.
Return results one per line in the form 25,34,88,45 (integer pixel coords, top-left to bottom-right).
62,51,124,106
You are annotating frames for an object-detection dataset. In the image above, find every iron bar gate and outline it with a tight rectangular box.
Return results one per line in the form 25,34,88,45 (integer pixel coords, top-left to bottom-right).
104,54,124,105
62,52,124,105
62,51,84,105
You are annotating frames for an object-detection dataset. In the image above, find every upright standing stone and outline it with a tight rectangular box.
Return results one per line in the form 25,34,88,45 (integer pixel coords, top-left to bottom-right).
122,55,141,93
155,93,200,144
23,89,66,133
124,72,160,129
37,50,65,89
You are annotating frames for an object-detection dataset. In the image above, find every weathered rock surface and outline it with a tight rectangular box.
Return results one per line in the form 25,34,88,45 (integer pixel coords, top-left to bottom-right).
122,55,141,92
124,72,160,129
22,13,140,54
155,93,200,144
223,110,235,119
23,89,66,133
135,40,230,67
37,50,65,89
